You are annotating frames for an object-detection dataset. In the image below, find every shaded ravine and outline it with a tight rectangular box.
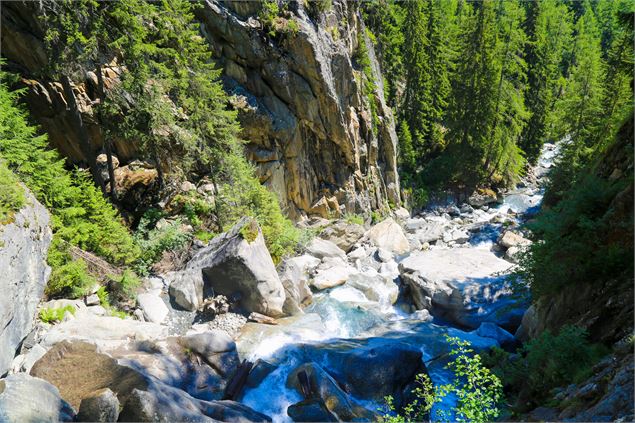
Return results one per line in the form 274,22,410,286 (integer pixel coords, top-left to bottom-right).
234,143,559,422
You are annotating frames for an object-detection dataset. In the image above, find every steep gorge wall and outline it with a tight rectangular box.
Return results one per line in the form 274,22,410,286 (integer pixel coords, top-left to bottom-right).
0,0,400,220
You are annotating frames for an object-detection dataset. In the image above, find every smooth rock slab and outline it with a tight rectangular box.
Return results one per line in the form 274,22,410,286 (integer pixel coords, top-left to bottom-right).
399,248,521,329
311,266,356,290
306,238,347,260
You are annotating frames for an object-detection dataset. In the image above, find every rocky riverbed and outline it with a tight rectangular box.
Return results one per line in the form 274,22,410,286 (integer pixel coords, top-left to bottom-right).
2,144,559,422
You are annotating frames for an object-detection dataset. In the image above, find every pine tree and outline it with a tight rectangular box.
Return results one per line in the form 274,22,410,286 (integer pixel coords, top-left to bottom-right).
520,0,573,163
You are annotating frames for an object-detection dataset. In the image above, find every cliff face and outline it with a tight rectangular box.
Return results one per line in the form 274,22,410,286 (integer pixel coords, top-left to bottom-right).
0,0,400,220
0,188,52,376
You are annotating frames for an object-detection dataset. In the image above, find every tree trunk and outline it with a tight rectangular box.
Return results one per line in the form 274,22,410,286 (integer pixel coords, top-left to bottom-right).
61,75,106,193
96,64,118,198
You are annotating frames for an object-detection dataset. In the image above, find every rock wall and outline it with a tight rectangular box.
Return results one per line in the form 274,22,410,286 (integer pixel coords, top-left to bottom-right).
0,0,400,220
0,188,52,376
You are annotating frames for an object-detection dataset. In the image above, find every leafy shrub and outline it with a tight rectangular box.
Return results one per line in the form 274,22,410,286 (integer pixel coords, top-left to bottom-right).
0,161,25,224
39,305,76,324
502,326,608,403
46,247,97,298
133,211,192,275
382,337,503,423
109,269,141,299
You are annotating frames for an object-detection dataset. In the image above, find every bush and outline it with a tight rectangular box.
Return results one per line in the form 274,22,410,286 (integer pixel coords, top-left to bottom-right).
508,326,607,402
133,210,192,275
39,305,76,324
343,213,364,225
45,246,97,298
382,336,504,423
0,161,25,225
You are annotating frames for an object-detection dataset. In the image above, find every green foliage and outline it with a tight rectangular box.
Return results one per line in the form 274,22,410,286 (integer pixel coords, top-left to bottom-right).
0,161,25,225
354,30,380,135
39,305,76,324
382,337,503,423
0,73,138,267
517,171,631,298
133,210,192,275
46,243,97,299
239,219,259,243
343,213,364,225
486,326,608,407
217,154,299,264
307,0,332,19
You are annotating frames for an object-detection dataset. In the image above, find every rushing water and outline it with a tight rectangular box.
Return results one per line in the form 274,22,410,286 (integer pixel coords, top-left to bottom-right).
236,144,559,422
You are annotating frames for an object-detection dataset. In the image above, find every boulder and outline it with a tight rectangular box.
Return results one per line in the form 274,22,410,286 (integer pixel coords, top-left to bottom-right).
311,266,356,290
137,292,169,324
504,246,522,263
498,230,531,249
474,322,516,349
393,207,410,221
0,189,52,375
279,255,319,314
169,218,286,317
287,399,338,422
77,388,120,422
306,238,346,260
167,272,203,311
367,218,409,254
319,221,365,252
179,331,239,378
287,362,356,420
399,248,521,330
443,228,470,244
10,344,47,374
0,374,76,422
345,273,399,305
302,338,424,404
469,191,498,207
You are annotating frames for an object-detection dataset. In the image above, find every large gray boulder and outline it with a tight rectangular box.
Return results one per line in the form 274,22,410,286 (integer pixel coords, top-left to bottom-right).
169,218,286,317
167,272,203,311
399,248,522,330
179,331,239,378
136,292,169,324
305,238,346,260
366,218,409,254
77,388,120,422
0,374,75,422
0,189,52,376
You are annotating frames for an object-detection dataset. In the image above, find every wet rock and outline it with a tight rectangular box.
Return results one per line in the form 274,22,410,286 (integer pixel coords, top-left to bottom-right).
469,191,498,207
319,220,365,252
287,399,338,422
0,374,76,422
443,228,470,244
77,388,120,422
306,238,347,260
287,362,356,420
167,272,203,311
137,292,169,324
311,265,356,290
279,255,319,315
504,245,522,263
302,338,424,404
179,331,239,378
474,322,516,349
0,189,51,375
399,248,519,330
345,273,399,305
367,218,409,254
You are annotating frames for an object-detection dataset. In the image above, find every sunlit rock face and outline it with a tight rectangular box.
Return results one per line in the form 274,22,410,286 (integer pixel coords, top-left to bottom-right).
197,0,400,219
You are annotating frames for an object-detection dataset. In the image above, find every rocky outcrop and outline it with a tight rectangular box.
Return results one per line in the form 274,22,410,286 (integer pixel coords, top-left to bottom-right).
366,217,409,254
197,1,400,220
0,189,52,376
1,0,400,220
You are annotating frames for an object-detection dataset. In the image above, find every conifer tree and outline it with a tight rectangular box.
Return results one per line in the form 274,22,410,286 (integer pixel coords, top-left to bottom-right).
520,0,573,163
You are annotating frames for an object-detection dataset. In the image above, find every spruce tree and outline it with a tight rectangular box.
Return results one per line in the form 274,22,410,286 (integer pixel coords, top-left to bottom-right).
520,0,573,163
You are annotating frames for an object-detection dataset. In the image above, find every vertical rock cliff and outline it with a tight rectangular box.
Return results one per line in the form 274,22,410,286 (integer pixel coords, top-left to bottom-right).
0,189,52,376
0,0,400,220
